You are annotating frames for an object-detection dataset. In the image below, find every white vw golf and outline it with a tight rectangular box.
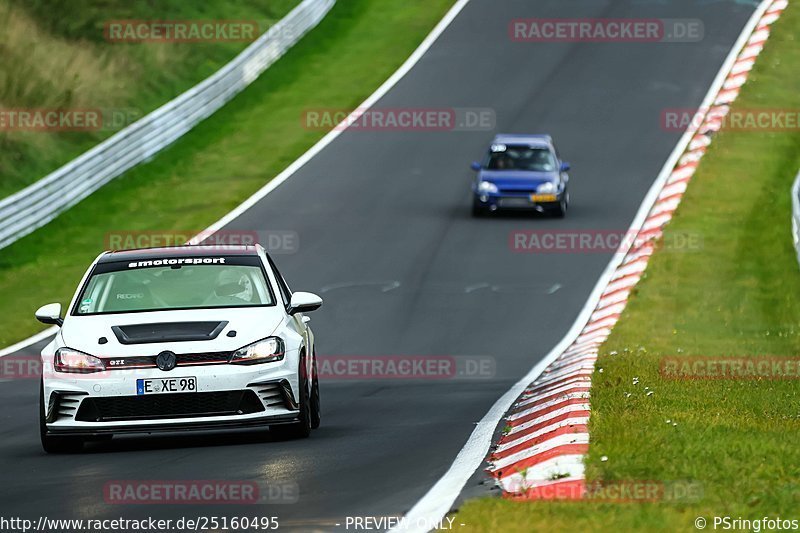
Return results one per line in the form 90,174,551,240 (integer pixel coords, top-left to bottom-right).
35,245,322,453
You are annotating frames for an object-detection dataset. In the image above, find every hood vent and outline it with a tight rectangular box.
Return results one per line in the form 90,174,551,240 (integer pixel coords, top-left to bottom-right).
111,321,228,345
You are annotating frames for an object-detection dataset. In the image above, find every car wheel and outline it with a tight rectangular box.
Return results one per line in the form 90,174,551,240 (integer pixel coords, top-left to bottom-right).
552,193,568,218
39,380,83,453
310,356,321,429
472,201,489,217
270,359,312,440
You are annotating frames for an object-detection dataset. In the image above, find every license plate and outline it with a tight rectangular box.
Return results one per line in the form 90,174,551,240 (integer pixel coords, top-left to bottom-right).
530,194,558,202
137,376,197,395
498,197,533,208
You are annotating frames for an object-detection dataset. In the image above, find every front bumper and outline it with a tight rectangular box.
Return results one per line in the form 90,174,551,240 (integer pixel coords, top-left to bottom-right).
473,190,564,211
43,356,300,435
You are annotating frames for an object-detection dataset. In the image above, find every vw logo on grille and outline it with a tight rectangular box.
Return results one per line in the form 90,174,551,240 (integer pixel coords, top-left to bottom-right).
155,351,177,371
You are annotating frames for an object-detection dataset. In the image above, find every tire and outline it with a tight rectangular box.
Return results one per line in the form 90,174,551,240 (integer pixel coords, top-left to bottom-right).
310,356,321,429
472,201,488,217
552,192,568,218
270,358,312,440
39,381,83,453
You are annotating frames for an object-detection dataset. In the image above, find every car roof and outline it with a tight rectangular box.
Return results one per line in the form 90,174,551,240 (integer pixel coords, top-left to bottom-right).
492,133,553,148
98,245,259,263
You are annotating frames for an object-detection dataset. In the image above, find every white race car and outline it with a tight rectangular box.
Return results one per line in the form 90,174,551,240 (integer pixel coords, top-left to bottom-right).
35,245,322,453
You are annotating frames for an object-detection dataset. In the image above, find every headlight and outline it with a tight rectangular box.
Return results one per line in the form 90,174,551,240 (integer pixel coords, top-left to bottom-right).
477,181,498,194
54,348,105,373
537,182,557,194
230,337,285,365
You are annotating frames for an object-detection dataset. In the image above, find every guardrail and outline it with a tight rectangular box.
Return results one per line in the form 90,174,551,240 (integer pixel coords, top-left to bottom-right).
0,0,335,250
792,170,800,267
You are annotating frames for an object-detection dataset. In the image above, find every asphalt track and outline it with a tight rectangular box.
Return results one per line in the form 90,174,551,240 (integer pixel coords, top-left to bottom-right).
0,0,756,531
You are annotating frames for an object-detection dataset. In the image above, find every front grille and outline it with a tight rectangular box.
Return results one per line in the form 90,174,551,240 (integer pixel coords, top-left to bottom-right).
177,352,231,365
105,356,155,368
103,352,230,370
497,197,534,208
75,390,264,422
498,188,537,194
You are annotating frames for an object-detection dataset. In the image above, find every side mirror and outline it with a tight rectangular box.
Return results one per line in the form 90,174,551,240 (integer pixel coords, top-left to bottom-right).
35,303,63,327
288,292,322,315
560,162,571,172
470,161,481,171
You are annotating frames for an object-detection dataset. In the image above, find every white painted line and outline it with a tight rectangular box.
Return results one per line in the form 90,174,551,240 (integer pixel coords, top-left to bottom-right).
0,326,57,358
2,0,473,356
193,0,475,240
392,2,776,530
790,170,800,266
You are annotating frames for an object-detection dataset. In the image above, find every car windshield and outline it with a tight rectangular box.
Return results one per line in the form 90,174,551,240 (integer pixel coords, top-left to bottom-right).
486,145,556,172
74,258,274,315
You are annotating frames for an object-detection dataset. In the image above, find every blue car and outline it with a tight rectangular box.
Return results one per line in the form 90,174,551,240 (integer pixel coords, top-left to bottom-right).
471,134,570,217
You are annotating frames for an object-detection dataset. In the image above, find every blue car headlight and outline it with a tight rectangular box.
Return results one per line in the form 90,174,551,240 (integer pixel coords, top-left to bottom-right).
536,182,557,194
477,181,499,194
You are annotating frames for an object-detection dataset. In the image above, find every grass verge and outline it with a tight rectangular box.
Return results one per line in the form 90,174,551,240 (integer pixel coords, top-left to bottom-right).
0,0,297,198
0,0,455,347
457,3,800,531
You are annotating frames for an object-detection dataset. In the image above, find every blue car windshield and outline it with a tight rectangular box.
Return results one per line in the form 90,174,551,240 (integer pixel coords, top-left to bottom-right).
486,146,556,172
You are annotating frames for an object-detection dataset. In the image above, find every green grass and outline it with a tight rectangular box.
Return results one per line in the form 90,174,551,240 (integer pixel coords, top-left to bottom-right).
0,0,455,347
0,0,297,198
457,4,800,532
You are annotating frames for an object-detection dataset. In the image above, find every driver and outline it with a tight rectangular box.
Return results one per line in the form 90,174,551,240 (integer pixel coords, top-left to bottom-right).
212,269,254,302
